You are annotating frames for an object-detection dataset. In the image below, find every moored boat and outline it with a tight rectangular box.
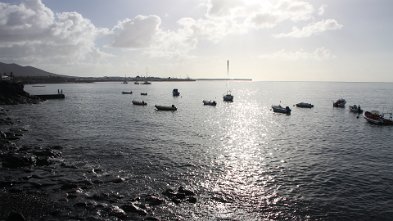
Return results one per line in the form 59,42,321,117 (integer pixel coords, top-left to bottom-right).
134,81,140,85
132,100,147,106
296,102,314,108
143,81,151,85
173,89,180,97
203,100,217,106
272,105,291,114
333,99,346,108
349,105,363,114
223,92,233,102
141,93,147,96
122,91,132,94
155,105,177,111
364,110,393,125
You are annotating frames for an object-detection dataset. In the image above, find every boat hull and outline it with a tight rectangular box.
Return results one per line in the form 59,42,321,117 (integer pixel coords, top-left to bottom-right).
155,105,177,111
132,101,147,106
272,105,291,114
296,102,314,108
364,111,393,125
203,100,217,106
223,95,233,102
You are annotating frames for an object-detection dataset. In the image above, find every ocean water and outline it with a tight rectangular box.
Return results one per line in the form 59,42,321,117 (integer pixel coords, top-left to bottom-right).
7,81,393,220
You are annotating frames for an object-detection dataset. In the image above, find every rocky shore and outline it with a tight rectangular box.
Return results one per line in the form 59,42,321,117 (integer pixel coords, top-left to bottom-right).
0,81,41,105
0,100,197,220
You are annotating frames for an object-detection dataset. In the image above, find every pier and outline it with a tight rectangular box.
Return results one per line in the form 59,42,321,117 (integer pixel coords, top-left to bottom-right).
35,94,65,99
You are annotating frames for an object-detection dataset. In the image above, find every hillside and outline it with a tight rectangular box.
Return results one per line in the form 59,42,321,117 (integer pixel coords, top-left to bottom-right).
0,62,60,77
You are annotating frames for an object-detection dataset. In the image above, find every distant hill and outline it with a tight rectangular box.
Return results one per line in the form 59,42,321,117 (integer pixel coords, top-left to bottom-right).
0,62,61,77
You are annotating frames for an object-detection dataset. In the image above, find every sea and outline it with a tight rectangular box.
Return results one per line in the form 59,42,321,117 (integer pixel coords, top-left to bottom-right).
6,81,393,220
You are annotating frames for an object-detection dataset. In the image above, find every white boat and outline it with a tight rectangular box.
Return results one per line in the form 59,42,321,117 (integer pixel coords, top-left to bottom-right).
272,105,291,114
364,110,393,125
155,105,177,111
203,100,217,106
223,60,234,102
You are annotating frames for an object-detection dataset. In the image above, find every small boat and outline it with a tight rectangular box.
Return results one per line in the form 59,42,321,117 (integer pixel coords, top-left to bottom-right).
173,89,180,97
223,92,234,102
141,93,147,96
122,75,128,84
349,105,363,114
272,105,291,114
364,110,393,125
296,102,314,108
32,85,46,87
143,81,151,85
132,100,147,106
203,100,217,106
155,105,177,111
122,91,132,94
333,99,346,108
134,81,140,85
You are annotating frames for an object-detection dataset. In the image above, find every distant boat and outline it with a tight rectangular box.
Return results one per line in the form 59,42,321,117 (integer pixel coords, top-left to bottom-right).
32,85,45,87
272,105,291,114
333,99,346,108
203,100,217,106
155,105,177,111
134,81,140,85
132,100,147,106
143,81,151,85
173,89,180,97
122,75,128,84
141,92,147,96
296,102,314,108
364,110,393,125
122,91,132,94
223,60,234,102
349,105,363,114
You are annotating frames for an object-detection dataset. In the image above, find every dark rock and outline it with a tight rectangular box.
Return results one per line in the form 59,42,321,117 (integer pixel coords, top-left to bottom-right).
145,195,164,206
107,205,127,219
1,153,36,168
175,193,186,200
178,186,196,196
121,203,147,216
6,212,25,221
162,188,175,198
74,202,88,208
145,217,160,221
61,183,78,190
187,196,197,203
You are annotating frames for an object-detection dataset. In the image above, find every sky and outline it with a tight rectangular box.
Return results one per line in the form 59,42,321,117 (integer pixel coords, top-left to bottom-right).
0,0,393,81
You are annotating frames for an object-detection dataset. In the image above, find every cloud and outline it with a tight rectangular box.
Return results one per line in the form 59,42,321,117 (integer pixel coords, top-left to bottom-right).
259,47,335,61
274,19,343,38
0,0,108,66
111,15,161,48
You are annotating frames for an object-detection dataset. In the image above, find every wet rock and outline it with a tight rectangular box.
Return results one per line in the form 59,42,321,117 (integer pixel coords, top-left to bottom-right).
1,153,36,168
0,131,7,139
6,212,25,221
121,203,147,216
145,195,164,206
74,202,88,208
188,196,197,203
162,188,175,198
178,186,195,196
61,183,78,190
145,217,160,221
107,205,127,219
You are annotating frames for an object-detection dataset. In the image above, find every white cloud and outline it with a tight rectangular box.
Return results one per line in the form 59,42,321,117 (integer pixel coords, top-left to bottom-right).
259,47,335,61
111,15,161,48
0,0,108,66
274,19,343,38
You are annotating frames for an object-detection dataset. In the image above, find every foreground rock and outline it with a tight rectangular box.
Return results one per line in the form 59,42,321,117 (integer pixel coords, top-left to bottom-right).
0,81,40,105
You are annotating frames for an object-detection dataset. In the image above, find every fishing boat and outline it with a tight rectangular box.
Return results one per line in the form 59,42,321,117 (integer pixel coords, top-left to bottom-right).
203,100,217,106
122,75,128,84
349,105,363,114
134,81,140,85
132,100,147,106
141,93,147,96
272,105,291,114
155,105,177,111
296,102,314,108
121,91,132,94
333,99,346,108
364,110,393,125
223,60,234,102
143,81,151,85
172,89,180,97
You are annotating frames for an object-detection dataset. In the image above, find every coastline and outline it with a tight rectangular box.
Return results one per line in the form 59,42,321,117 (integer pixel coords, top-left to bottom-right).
0,83,197,220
